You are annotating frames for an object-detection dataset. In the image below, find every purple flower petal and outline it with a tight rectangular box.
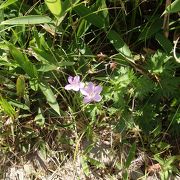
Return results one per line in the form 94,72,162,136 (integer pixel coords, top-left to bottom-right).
87,82,94,92
80,82,85,89
68,76,73,84
65,84,73,90
83,96,92,104
80,87,88,96
93,94,102,102
65,75,83,91
95,85,102,94
81,82,103,103
74,76,80,83
71,85,80,91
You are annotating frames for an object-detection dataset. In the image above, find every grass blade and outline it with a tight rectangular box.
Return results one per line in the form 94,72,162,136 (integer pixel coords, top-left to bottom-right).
39,82,60,115
0,0,17,10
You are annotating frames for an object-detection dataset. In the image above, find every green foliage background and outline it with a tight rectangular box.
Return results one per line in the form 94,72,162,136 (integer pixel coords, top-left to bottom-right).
0,0,179,178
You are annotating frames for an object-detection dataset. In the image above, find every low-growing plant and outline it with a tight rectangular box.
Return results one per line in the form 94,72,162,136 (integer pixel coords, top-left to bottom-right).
0,0,179,178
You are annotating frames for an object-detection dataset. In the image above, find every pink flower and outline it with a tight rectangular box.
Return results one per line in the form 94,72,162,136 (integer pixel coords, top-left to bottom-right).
80,82,102,104
65,76,84,91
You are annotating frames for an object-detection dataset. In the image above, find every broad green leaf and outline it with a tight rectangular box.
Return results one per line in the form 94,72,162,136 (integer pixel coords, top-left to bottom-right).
139,19,162,41
45,0,62,17
155,33,173,53
0,0,17,10
1,15,52,25
74,4,106,29
125,143,136,168
9,45,38,78
9,100,30,111
37,64,57,72
32,47,57,64
16,75,25,98
164,0,180,14
0,95,16,118
95,0,109,27
39,82,60,115
107,30,132,57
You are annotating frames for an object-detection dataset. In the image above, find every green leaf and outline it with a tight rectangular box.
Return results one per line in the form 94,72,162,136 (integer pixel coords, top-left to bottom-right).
32,47,57,64
30,79,39,91
59,61,75,66
125,143,136,168
74,4,131,58
80,156,90,176
155,33,173,53
1,15,52,25
9,100,30,111
148,50,171,74
45,0,62,17
39,82,60,115
0,0,17,10
74,4,106,29
107,30,132,58
164,0,180,14
139,18,162,41
9,45,38,78
34,108,45,127
87,157,105,168
37,64,57,72
0,95,16,118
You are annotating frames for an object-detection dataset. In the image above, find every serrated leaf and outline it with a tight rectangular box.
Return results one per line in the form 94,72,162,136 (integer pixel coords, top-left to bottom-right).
39,82,60,115
148,50,170,74
1,15,52,25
